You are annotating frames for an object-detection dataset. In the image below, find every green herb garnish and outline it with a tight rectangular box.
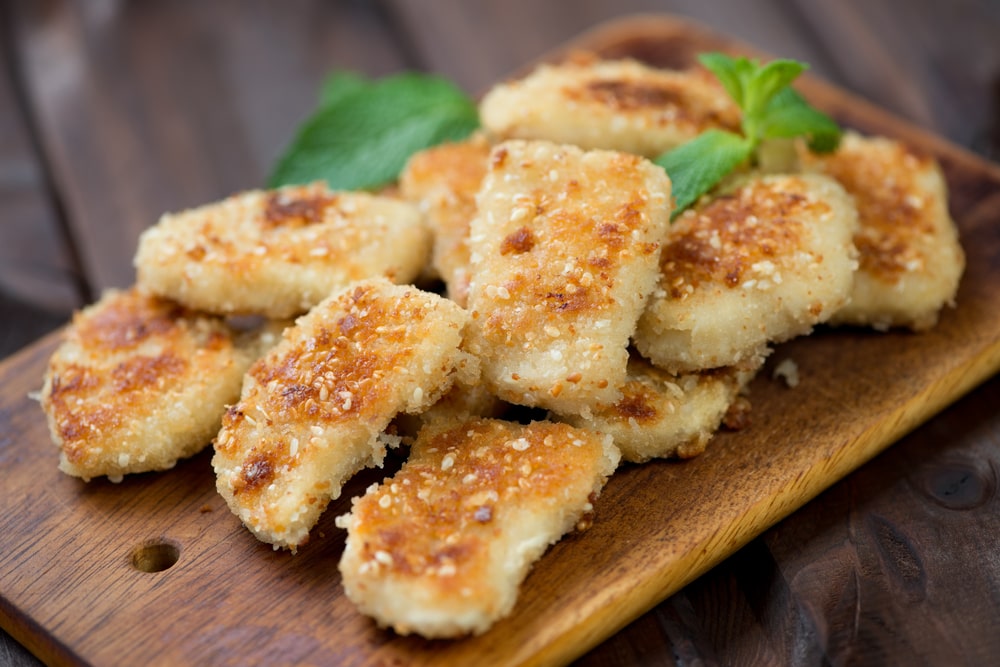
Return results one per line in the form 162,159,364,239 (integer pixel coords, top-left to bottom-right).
655,53,841,218
273,54,837,215
269,72,479,190
317,71,371,108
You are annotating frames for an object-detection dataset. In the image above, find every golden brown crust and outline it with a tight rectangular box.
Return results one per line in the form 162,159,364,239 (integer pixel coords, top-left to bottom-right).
40,288,256,481
798,132,965,330
135,182,430,318
399,134,492,306
660,183,827,297
337,418,619,637
802,135,935,281
213,278,474,550
559,354,761,462
479,58,740,157
466,139,671,413
635,174,859,372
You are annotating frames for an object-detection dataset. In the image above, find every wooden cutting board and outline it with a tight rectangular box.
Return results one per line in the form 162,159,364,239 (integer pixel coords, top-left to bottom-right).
2,14,1000,667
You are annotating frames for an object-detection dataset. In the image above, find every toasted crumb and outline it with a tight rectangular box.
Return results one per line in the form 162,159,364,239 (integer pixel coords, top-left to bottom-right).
559,354,761,462
772,358,800,388
798,132,965,330
39,288,263,481
466,139,671,414
135,182,431,318
480,56,740,157
337,418,620,638
635,173,858,372
213,278,474,550
400,134,492,306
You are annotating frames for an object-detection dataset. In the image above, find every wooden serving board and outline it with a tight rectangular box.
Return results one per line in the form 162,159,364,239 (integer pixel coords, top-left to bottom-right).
2,14,1000,667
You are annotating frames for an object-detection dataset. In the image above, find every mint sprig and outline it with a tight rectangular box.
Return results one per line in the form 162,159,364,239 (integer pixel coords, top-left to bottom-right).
269,72,479,190
760,87,841,152
656,130,752,215
655,53,840,219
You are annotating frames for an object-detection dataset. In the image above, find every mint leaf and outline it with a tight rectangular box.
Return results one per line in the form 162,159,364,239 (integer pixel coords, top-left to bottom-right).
744,59,806,121
655,130,752,219
270,72,479,190
661,52,841,218
697,53,748,106
761,88,841,152
701,54,807,143
319,71,370,107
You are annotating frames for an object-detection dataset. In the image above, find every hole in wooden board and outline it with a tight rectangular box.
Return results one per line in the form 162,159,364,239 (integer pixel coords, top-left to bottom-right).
130,539,181,573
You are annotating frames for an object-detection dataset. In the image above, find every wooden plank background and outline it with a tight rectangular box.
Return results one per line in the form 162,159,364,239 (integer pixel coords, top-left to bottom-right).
1,1,999,665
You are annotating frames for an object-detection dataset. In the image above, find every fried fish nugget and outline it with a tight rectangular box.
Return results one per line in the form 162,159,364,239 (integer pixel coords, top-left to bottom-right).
213,278,475,550
798,132,964,330
400,134,492,306
336,418,620,638
479,56,740,157
465,140,671,414
635,174,858,373
135,182,430,318
559,354,761,462
39,288,263,482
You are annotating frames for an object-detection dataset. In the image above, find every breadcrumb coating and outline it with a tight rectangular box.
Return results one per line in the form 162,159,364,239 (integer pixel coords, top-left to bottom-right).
798,132,964,330
400,134,492,306
635,173,858,372
559,354,761,462
479,55,740,157
39,288,265,481
336,417,620,638
466,139,671,414
393,378,509,440
213,278,475,550
135,182,431,318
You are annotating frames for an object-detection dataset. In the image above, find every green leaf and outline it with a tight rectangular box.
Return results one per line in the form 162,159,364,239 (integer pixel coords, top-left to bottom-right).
655,130,753,219
659,52,840,219
697,52,748,107
744,59,806,119
269,72,480,190
760,88,841,152
319,71,370,107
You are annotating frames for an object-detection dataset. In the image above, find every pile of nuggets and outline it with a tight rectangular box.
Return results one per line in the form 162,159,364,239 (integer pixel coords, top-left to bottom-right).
39,54,964,638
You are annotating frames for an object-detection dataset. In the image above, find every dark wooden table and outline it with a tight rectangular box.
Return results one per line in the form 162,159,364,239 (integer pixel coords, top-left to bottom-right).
2,1,999,665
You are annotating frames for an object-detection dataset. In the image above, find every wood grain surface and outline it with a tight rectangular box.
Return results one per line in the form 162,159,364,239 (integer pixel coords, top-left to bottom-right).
1,15,999,667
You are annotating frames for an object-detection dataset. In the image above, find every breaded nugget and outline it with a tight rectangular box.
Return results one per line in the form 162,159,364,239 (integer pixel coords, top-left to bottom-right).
39,288,263,482
135,182,430,318
635,174,858,373
559,354,761,462
465,140,671,414
400,134,492,306
336,417,620,638
479,56,740,157
213,278,475,550
798,132,964,330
